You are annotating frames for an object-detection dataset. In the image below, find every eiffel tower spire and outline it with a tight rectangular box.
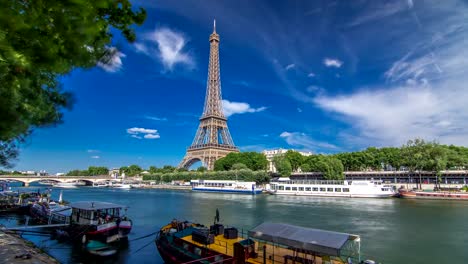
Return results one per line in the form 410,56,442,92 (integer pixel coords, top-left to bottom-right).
179,21,239,170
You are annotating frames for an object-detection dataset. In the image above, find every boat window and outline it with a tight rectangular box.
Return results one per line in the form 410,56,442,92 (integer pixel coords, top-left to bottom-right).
335,188,341,192
278,186,285,190
214,255,223,262
320,187,325,192
313,187,318,191
305,187,311,191
299,187,304,191
194,247,202,256
292,187,297,191
285,187,291,191
343,188,350,192
183,243,189,250
327,188,334,192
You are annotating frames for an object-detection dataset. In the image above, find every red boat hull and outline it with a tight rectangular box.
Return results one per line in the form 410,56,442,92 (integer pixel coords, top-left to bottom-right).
399,190,468,200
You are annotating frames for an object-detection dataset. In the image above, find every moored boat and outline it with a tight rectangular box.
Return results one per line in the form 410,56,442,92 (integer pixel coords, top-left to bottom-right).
155,213,375,264
399,188,468,200
190,180,263,194
58,201,132,244
268,178,396,198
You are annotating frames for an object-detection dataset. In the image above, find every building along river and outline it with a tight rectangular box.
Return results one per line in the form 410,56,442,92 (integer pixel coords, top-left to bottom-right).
1,184,467,264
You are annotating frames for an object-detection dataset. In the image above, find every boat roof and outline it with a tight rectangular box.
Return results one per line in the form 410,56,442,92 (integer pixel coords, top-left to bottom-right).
70,201,126,210
248,223,359,257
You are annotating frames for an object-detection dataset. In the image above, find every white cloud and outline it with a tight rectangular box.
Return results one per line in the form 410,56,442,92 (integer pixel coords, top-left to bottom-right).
144,115,168,121
222,99,267,117
87,149,99,153
144,134,161,139
126,127,160,140
90,156,100,159
285,64,295,70
313,2,468,147
306,85,324,93
307,72,316,77
297,108,303,113
98,47,126,73
135,27,194,70
280,132,339,152
346,1,408,27
323,58,343,68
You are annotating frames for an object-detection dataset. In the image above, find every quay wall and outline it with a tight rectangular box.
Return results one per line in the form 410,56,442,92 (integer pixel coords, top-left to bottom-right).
0,229,59,263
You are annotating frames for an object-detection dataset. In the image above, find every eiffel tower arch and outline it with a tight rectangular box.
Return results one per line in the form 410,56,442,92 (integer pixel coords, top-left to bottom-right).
179,21,239,170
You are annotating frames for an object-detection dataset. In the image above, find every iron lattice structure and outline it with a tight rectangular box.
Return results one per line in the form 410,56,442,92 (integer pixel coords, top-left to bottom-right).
179,21,239,170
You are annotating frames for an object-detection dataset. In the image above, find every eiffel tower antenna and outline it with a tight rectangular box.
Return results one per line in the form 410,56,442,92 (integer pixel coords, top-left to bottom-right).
179,21,239,170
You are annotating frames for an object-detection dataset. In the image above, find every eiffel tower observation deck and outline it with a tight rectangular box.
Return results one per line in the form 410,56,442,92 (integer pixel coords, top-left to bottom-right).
179,21,239,170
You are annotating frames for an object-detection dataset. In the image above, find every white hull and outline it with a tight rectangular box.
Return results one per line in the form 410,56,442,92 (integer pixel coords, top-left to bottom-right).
269,179,396,199
272,191,393,198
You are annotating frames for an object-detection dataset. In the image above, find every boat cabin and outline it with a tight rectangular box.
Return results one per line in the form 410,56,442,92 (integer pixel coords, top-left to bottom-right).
248,223,361,264
70,201,126,226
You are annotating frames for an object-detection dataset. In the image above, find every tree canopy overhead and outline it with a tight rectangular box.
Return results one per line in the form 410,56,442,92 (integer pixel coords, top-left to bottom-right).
0,0,146,167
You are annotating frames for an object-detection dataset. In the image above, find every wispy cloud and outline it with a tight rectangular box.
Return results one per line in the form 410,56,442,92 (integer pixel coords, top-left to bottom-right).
87,149,99,153
144,115,168,121
134,27,194,70
346,1,409,28
280,132,339,152
307,72,315,77
323,58,343,68
222,99,267,117
297,108,303,113
239,144,267,152
126,127,160,140
231,80,251,87
90,156,100,159
98,47,126,73
285,64,295,70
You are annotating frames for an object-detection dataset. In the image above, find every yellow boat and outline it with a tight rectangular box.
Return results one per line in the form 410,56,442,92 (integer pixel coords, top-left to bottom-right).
155,216,371,264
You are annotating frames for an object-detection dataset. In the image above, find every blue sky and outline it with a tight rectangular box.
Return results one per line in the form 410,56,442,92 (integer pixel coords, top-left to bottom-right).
14,0,468,173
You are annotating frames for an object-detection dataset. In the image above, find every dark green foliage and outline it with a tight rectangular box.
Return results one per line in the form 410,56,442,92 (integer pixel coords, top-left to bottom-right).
66,166,108,176
272,155,292,177
284,150,304,172
196,166,207,172
214,152,268,171
142,170,270,184
120,164,142,176
0,0,146,167
301,154,344,180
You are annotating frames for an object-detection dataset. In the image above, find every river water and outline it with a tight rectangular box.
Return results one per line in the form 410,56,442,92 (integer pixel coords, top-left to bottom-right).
1,185,467,264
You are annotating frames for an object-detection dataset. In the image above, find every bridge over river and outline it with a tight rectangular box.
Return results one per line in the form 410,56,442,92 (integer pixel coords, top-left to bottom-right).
0,175,113,186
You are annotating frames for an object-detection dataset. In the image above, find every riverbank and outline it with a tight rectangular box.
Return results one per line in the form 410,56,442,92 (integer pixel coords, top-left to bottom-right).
0,228,59,263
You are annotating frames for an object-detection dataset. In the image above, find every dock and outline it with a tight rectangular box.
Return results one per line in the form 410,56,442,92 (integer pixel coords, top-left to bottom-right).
0,229,59,263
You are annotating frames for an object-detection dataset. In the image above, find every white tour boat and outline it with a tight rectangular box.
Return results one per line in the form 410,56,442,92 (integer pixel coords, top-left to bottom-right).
268,178,396,198
190,180,263,194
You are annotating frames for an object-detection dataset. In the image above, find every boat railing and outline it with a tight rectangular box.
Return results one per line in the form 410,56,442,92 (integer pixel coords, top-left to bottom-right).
275,180,346,185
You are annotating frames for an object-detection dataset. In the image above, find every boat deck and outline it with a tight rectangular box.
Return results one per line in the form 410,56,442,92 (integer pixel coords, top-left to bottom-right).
180,234,244,256
180,235,343,264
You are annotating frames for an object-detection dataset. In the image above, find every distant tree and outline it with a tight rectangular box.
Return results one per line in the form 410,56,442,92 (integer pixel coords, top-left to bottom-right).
196,166,207,172
231,163,248,171
214,152,268,171
273,155,292,177
87,166,108,176
149,166,158,174
284,150,304,172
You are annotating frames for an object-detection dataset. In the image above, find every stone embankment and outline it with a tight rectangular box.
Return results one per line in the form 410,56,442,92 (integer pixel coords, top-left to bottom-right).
0,229,58,264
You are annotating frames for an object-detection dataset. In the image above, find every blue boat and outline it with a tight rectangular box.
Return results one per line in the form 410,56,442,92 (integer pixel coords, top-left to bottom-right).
190,180,263,194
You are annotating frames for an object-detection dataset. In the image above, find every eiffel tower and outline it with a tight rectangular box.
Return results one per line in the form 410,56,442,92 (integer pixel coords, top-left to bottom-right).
179,21,239,170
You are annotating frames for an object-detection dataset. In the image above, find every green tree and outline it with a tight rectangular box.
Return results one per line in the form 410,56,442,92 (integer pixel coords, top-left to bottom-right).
0,0,146,167
231,163,248,170
149,166,158,174
87,166,108,176
196,166,207,172
284,150,304,172
273,155,292,177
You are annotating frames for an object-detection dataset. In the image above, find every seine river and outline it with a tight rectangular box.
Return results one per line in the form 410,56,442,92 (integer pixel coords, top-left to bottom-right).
1,185,467,264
